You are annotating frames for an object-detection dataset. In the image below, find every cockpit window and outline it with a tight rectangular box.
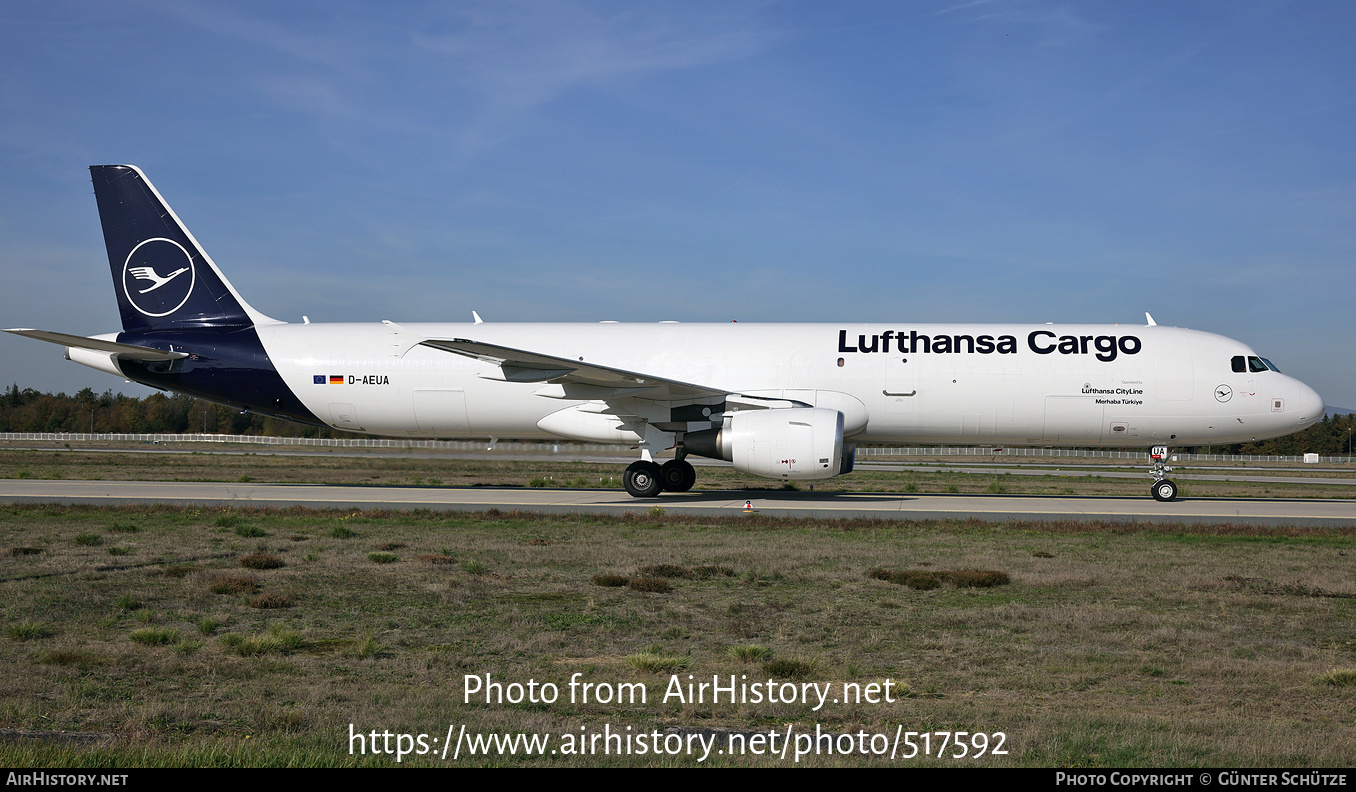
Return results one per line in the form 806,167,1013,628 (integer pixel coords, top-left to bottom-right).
1233,355,1281,373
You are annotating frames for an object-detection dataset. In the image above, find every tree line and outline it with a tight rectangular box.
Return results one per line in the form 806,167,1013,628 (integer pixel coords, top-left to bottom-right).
2,383,1353,456
0,384,346,438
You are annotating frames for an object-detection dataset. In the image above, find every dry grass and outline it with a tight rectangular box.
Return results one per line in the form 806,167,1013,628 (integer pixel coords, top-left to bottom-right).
248,593,294,609
626,578,671,593
0,503,1354,767
636,564,689,578
625,652,689,673
591,574,629,587
239,552,284,570
209,575,259,595
868,567,1010,589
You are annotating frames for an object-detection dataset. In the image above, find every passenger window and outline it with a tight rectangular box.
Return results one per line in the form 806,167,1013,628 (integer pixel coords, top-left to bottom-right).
1248,356,1268,373
1231,356,1245,373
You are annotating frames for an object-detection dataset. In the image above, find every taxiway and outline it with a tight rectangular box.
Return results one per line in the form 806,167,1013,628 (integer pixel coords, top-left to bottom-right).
2,479,1354,527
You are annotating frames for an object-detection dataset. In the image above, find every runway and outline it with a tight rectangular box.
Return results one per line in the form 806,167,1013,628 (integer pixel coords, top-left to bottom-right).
3,479,1355,527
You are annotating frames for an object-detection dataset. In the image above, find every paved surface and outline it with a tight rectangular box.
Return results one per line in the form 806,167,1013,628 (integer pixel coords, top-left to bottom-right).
3,479,1354,527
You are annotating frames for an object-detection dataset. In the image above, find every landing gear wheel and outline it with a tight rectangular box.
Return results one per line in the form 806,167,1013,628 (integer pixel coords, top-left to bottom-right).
624,461,663,498
1151,479,1178,502
660,459,696,492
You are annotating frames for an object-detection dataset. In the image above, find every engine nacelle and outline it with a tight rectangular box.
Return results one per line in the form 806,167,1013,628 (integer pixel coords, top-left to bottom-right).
685,407,844,480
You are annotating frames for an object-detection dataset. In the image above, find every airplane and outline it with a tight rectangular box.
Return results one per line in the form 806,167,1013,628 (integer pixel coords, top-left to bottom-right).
6,165,1327,502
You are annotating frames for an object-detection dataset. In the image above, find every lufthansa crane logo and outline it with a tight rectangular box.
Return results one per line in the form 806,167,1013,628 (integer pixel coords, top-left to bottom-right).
122,238,196,317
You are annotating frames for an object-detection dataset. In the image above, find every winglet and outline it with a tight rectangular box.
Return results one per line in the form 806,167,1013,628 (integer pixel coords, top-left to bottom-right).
472,311,484,324
1145,312,1157,327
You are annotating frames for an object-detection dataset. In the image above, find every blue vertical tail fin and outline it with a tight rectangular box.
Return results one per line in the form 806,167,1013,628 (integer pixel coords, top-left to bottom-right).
90,165,279,333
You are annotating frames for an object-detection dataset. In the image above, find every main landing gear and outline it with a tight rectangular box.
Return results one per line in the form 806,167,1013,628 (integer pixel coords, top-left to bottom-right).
1149,446,1177,502
623,454,696,497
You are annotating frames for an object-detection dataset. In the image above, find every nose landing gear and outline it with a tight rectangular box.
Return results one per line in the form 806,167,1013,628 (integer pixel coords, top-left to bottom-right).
1149,446,1177,502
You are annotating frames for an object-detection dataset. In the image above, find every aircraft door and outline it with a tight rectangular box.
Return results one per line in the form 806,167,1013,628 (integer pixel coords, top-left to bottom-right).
413,389,470,435
882,357,915,413
1042,396,1104,443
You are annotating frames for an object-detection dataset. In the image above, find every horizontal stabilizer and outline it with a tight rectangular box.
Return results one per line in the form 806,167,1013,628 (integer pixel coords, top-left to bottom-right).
4,328,189,361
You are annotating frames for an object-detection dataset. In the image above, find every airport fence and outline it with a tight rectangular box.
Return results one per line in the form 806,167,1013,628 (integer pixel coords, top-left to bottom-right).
2,432,1351,465
854,446,1355,464
0,432,618,454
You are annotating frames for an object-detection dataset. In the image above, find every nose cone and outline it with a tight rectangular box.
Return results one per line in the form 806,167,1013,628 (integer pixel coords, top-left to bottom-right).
1293,379,1324,426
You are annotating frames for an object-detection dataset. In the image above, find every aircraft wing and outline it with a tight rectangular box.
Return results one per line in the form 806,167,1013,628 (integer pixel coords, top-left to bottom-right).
4,328,189,361
419,338,726,402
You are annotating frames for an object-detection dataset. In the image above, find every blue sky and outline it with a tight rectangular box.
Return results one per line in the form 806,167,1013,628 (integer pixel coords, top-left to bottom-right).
2,1,1354,407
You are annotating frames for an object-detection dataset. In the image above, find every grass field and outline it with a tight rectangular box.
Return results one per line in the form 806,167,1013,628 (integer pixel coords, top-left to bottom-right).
2,503,1354,766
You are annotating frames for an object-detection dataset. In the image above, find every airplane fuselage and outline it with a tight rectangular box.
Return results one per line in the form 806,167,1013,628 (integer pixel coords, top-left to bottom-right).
113,320,1322,449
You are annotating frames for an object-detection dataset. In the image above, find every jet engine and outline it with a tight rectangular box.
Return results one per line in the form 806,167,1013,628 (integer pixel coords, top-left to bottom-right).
684,407,845,480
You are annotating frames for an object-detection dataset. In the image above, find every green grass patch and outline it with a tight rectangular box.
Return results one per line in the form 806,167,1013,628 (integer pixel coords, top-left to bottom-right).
221,624,305,656
5,621,56,641
129,627,179,646
354,634,383,659
762,657,822,680
727,644,773,662
1321,668,1356,687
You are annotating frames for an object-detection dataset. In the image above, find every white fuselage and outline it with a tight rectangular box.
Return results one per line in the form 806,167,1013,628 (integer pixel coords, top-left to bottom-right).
256,321,1324,448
